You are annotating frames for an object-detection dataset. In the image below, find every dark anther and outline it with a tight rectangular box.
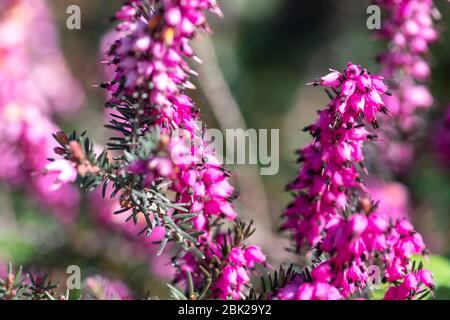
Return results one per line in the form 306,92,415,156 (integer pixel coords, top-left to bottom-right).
371,120,380,129
380,105,390,115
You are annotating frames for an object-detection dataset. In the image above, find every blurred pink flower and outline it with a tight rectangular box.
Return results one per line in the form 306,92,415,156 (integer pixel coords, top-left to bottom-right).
432,106,450,167
375,0,439,171
368,180,410,220
84,275,133,300
45,159,78,191
0,104,80,223
0,262,6,279
0,0,84,223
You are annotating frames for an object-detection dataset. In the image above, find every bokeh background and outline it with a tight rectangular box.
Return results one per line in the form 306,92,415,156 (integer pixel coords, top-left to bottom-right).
1,0,449,299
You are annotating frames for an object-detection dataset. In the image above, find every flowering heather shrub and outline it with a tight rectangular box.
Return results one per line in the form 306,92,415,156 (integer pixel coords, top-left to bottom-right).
0,0,83,223
276,63,434,300
101,0,238,229
375,0,440,170
52,0,266,299
30,0,442,301
283,62,390,248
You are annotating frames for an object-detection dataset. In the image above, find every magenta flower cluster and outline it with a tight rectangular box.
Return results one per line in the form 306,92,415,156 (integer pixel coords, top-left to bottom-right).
279,63,433,300
284,62,389,247
105,0,237,230
175,233,266,299
212,244,266,299
0,0,84,223
101,0,266,299
279,203,432,300
375,0,440,170
107,0,219,136
384,268,434,299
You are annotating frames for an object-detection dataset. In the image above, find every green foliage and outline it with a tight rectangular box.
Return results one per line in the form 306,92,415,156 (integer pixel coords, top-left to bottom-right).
68,288,83,300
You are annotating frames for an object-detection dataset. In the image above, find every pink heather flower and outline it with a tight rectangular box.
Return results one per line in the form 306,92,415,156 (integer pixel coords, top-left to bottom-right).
244,245,266,268
45,159,78,191
128,155,177,186
98,38,178,280
275,276,304,300
319,69,343,87
384,268,434,300
279,63,431,300
403,273,418,290
375,0,439,170
105,0,220,135
304,282,342,300
98,30,178,280
384,284,410,300
417,269,434,288
274,277,342,300
317,62,389,124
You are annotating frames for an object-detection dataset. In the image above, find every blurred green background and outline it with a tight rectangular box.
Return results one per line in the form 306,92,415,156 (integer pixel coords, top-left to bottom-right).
1,0,449,299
